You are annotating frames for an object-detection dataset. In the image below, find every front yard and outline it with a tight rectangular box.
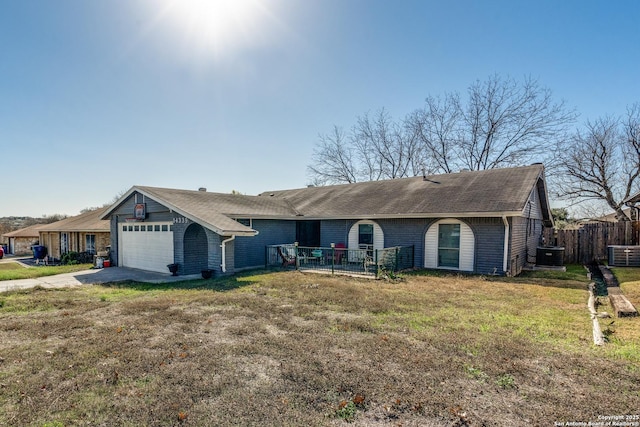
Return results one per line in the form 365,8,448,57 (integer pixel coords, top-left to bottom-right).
0,261,93,281
0,268,638,426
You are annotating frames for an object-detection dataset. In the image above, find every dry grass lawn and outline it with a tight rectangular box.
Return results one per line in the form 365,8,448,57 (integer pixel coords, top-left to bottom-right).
0,262,93,281
0,269,638,426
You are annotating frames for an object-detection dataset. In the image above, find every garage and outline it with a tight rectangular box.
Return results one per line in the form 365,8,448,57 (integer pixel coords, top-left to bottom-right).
118,222,174,273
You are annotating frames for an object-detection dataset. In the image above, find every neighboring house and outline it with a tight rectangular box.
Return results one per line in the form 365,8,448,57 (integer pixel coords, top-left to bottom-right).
38,207,111,259
1,223,47,255
623,192,640,220
101,164,553,277
589,208,632,223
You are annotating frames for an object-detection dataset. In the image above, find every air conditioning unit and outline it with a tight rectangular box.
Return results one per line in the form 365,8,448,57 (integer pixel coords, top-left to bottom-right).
608,245,640,267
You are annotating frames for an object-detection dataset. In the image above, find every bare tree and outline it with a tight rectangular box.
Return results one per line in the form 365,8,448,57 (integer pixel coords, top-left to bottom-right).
556,105,640,220
308,110,423,184
308,126,358,185
307,75,576,185
353,109,423,180
412,75,576,172
407,93,462,174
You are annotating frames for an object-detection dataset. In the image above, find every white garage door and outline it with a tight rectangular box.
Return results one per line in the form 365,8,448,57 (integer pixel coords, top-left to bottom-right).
119,222,174,273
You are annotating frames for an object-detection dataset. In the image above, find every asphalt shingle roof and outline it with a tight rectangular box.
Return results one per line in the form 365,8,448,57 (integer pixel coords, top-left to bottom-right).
105,164,549,234
125,187,300,236
38,207,111,232
259,164,547,218
2,223,47,238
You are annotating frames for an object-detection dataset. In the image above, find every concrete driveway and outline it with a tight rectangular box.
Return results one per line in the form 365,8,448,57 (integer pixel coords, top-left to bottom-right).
0,258,201,293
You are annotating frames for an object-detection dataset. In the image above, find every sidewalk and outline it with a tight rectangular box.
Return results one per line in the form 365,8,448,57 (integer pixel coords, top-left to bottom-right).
0,265,201,293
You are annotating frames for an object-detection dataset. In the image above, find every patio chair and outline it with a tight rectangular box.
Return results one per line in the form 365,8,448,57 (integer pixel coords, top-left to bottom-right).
326,242,346,264
277,246,297,268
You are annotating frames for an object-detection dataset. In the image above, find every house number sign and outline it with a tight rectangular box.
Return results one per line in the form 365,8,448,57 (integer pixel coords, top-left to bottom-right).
173,217,190,224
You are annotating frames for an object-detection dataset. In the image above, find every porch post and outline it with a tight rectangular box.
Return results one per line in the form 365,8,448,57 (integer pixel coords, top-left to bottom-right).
375,248,379,278
331,243,335,274
395,247,399,271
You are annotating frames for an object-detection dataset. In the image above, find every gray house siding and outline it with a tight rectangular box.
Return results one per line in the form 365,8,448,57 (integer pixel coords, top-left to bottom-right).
377,218,431,269
380,217,505,276
109,217,119,266
509,188,546,275
463,217,505,275
180,223,208,275
234,219,295,269
510,217,544,276
317,220,345,247
319,220,350,248
111,193,174,221
317,217,506,275
172,220,234,276
510,217,526,276
220,235,234,275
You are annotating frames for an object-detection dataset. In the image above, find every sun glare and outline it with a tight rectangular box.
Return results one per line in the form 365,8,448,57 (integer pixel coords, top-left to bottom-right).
154,0,268,58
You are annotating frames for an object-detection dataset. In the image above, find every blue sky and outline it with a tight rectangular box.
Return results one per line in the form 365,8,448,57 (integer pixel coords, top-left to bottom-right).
1,0,639,217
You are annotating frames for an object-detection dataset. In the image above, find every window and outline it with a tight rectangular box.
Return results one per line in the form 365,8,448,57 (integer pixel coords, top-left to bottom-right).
358,224,374,246
155,225,160,232
61,233,69,254
358,223,374,257
425,219,474,272
438,224,460,268
348,221,384,263
85,234,96,255
162,224,168,232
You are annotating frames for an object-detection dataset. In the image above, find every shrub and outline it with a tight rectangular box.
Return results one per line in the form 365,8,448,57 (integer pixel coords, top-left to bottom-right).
61,251,94,265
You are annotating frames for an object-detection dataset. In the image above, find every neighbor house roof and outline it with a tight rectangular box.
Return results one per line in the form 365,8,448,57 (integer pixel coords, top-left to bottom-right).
589,208,632,223
2,223,48,238
102,164,552,235
38,207,111,233
624,191,640,205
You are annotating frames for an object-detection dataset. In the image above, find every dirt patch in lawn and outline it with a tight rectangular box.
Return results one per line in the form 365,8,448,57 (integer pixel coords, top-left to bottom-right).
0,271,638,426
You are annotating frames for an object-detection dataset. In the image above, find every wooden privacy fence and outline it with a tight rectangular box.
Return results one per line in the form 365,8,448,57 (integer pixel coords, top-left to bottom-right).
543,221,640,264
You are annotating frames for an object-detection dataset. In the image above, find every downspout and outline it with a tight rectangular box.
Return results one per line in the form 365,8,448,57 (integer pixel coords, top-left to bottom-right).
502,216,510,275
220,235,235,273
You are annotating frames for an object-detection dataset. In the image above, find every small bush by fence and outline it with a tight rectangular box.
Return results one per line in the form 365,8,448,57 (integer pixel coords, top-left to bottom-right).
543,221,640,264
266,244,414,277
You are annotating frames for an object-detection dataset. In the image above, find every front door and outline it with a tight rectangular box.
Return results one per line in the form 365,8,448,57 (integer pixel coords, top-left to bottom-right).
296,221,321,247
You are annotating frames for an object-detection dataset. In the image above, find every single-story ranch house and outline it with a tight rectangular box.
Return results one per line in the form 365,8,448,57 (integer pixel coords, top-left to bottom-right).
101,164,553,277
2,223,47,255
38,207,111,260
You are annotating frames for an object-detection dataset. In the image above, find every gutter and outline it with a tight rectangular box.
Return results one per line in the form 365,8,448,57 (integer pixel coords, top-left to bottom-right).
236,211,524,221
220,235,236,273
502,216,509,274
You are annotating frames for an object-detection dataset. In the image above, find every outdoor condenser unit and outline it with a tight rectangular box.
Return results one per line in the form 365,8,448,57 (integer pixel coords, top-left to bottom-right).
608,245,640,267
536,246,565,266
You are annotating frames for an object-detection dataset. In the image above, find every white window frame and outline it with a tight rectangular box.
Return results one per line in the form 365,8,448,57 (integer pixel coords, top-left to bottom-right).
61,232,69,254
425,219,475,272
85,234,96,255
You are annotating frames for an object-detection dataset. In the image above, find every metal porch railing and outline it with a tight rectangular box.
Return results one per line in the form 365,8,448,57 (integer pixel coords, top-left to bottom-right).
266,243,414,277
